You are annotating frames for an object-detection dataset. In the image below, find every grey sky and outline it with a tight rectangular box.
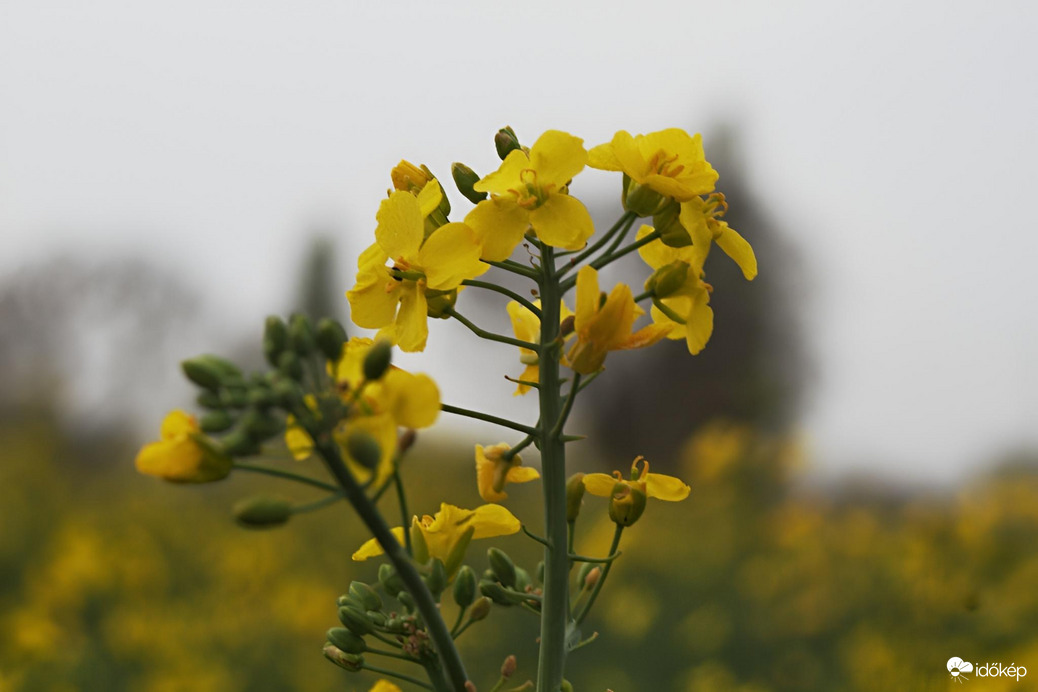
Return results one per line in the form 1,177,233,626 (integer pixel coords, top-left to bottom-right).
1,1,1036,482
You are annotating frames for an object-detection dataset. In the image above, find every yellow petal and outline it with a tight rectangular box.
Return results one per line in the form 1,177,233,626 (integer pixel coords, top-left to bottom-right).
416,178,443,218
685,298,714,355
645,472,691,501
381,369,440,429
514,363,539,396
160,409,197,439
586,282,637,353
332,337,374,389
573,265,601,333
344,413,399,486
394,286,428,352
284,420,314,460
465,198,530,262
506,465,540,484
506,301,540,349
529,130,587,189
475,445,502,503
604,130,649,180
473,149,529,197
370,681,403,692
375,191,424,260
352,526,407,561
347,260,399,330
528,194,594,250
716,224,758,280
582,472,618,498
587,141,623,171
618,322,673,350
418,222,488,290
468,503,521,539
636,224,695,270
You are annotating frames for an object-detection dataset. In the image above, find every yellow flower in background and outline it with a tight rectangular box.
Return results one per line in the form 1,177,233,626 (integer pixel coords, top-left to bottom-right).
352,503,521,569
565,266,671,374
588,128,718,204
680,194,757,280
467,130,594,258
475,443,541,503
636,224,715,355
285,338,440,485
506,299,574,395
136,410,230,483
370,681,402,692
584,456,690,525
347,180,487,352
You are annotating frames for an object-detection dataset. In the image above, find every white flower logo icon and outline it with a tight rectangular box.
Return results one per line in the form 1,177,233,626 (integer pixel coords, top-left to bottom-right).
948,657,973,682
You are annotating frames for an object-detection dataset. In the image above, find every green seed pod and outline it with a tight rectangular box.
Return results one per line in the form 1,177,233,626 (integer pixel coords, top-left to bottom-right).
566,472,586,522
323,644,364,672
378,564,404,597
468,596,492,622
277,351,303,380
263,316,288,366
487,548,516,588
233,495,292,528
196,390,224,409
348,581,383,612
362,340,393,381
315,318,348,362
326,627,366,655
453,565,476,609
199,410,234,433
288,313,314,355
495,126,521,160
345,429,381,471
451,162,487,204
338,606,374,636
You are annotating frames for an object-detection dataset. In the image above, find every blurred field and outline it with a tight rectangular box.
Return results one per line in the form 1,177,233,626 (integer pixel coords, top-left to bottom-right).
3,410,1036,692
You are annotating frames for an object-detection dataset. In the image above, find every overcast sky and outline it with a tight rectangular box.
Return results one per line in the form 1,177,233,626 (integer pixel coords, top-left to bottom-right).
2,1,1036,483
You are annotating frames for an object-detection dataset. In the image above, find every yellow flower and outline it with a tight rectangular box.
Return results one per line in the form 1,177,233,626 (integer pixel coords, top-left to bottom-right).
588,128,718,205
584,456,690,525
347,180,487,352
352,502,521,568
565,266,671,374
370,682,402,692
135,410,231,483
467,130,594,259
680,193,757,280
285,338,440,485
475,443,541,503
506,299,573,395
635,225,717,355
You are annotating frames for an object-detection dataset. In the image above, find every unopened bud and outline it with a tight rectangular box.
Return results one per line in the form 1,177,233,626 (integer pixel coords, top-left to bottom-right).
646,260,690,298
453,565,477,609
397,591,415,611
182,355,239,391
315,318,348,362
514,567,531,593
410,518,431,565
200,410,235,433
577,562,595,589
277,351,303,380
584,566,602,589
425,288,458,319
535,561,545,585
501,655,517,679
425,558,447,597
452,162,487,204
326,627,366,655
566,473,586,522
196,390,223,409
288,313,314,355
362,340,393,380
622,174,668,218
220,429,260,457
348,581,383,612
487,548,517,588
468,596,492,622
243,410,283,441
653,201,692,248
264,316,288,366
323,644,364,672
233,495,292,528
338,606,374,636
608,482,647,527
345,429,382,471
378,564,404,597
444,525,474,578
481,581,520,606
495,126,522,160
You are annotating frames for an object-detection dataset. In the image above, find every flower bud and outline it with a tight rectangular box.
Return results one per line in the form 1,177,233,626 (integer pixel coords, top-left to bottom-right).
514,567,531,593
288,313,314,355
199,410,235,433
196,390,224,409
277,351,303,380
425,288,458,319
653,200,693,248
487,548,516,588
264,316,288,366
338,605,374,636
451,162,488,204
378,564,404,597
566,473,586,522
559,314,575,339
453,565,477,609
444,525,474,578
391,160,431,193
397,591,416,611
323,644,364,672
468,596,492,622
425,558,447,597
583,566,601,589
220,429,260,457
345,429,382,471
272,378,303,408
362,340,393,380
243,410,283,441
315,318,348,362
622,174,667,217
181,355,239,391
326,627,367,655
646,260,690,299
480,581,515,606
535,561,545,586
495,126,521,160
577,562,595,590
410,517,430,565
608,482,647,527
501,655,517,679
348,581,383,612
233,495,292,528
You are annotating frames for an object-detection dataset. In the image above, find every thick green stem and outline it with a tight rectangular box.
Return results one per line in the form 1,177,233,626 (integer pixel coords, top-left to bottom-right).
303,428,469,691
535,246,570,692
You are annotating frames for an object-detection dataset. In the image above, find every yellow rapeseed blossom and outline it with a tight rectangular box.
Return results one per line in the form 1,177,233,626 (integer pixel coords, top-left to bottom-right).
135,410,230,483
584,456,690,525
565,266,671,374
635,224,715,355
467,130,594,258
285,338,439,485
347,180,487,352
588,128,718,206
680,194,757,280
370,681,402,692
506,299,573,395
475,443,540,503
352,502,521,566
